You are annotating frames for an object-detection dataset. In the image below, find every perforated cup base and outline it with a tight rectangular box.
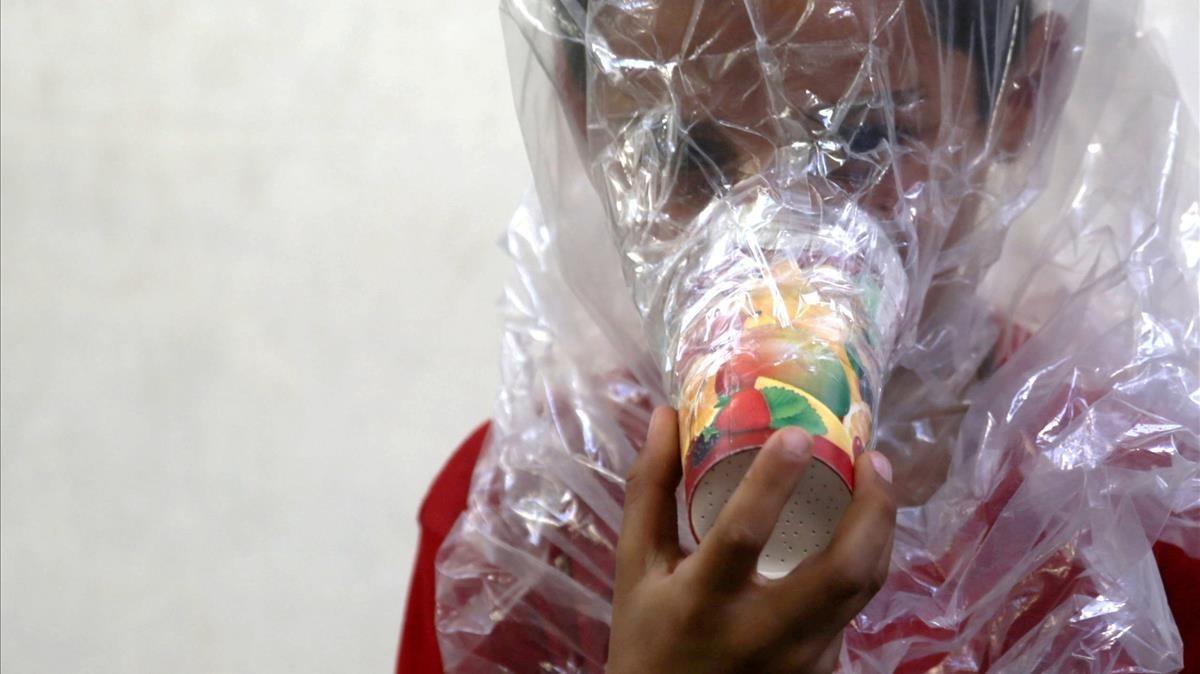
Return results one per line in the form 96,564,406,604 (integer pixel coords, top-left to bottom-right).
690,449,852,579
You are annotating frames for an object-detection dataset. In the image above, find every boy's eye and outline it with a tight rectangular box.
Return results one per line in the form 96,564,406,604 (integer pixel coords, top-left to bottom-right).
841,122,890,154
681,122,738,177
671,121,739,205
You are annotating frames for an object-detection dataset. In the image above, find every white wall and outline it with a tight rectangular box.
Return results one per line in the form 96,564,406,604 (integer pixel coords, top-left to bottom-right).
1,1,1194,673
1,2,526,672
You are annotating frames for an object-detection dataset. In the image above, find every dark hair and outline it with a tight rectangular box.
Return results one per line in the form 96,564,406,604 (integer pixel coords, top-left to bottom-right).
927,0,1031,117
554,0,1030,120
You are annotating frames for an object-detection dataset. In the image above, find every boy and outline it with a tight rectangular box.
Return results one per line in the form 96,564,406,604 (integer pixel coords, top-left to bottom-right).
401,1,1198,671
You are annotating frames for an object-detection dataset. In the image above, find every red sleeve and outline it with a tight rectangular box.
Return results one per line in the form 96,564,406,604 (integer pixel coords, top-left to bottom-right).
395,423,490,674
1155,541,1200,674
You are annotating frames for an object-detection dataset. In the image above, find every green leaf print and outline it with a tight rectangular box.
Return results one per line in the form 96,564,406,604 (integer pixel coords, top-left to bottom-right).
761,387,827,436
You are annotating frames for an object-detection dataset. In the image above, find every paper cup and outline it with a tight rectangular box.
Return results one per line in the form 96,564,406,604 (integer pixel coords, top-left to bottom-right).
680,341,871,578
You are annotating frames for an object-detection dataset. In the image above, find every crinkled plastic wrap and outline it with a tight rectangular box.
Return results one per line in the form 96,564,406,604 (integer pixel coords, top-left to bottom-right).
434,0,1199,671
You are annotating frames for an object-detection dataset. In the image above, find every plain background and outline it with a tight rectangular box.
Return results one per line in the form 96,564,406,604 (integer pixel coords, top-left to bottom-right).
1,1,1195,672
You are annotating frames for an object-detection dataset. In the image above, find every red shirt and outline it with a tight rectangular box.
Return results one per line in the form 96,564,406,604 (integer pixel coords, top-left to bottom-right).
396,423,1200,673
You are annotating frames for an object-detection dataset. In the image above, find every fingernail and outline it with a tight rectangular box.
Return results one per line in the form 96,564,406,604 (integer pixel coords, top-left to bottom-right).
868,452,893,483
777,427,811,464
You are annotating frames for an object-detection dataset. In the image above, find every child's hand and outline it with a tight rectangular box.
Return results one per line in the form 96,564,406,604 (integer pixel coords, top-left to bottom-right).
607,407,896,674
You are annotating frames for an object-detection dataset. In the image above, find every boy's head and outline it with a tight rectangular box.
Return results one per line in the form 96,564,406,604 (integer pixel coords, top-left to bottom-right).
558,0,1066,237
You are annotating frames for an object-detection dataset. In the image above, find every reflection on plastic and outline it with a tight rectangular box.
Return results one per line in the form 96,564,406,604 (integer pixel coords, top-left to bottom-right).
434,0,1199,671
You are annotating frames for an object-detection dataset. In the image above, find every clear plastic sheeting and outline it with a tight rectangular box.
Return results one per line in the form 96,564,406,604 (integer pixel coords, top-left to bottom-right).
434,0,1199,671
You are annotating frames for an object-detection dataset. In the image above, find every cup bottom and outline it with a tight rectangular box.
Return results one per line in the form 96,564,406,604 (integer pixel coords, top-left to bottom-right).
690,449,852,579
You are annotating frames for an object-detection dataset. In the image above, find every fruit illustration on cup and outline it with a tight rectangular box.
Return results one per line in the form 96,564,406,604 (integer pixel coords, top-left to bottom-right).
713,389,772,431
689,334,870,482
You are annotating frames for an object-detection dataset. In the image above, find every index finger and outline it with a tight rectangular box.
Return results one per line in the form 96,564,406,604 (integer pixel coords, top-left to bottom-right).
773,451,896,633
688,427,813,590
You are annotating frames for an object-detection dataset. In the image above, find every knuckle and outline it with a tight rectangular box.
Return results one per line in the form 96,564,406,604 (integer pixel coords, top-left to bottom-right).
619,490,643,520
676,590,718,632
622,469,652,508
823,555,877,599
725,624,768,661
623,463,645,493
624,461,670,503
614,537,641,570
716,522,762,557
874,489,898,520
857,488,896,525
827,571,865,600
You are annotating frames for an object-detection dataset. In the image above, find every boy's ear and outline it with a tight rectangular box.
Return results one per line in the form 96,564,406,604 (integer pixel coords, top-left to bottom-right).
993,12,1069,158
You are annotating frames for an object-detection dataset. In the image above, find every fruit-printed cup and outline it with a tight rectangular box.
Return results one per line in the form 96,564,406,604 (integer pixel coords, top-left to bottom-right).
678,267,876,578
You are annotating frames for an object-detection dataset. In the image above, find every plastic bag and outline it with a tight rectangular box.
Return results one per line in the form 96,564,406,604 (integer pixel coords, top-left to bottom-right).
434,0,1199,671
